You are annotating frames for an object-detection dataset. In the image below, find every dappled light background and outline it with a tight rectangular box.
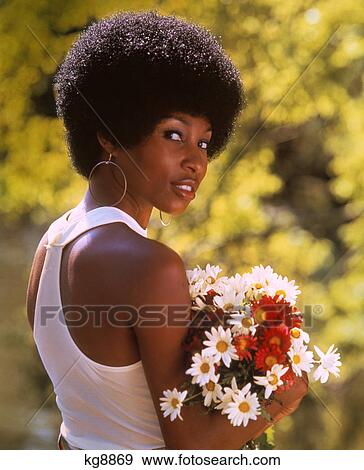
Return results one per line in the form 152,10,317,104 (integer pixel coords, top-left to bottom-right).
1,0,363,449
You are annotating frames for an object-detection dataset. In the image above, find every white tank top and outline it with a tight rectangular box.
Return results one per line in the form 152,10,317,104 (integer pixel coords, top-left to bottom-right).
33,206,166,450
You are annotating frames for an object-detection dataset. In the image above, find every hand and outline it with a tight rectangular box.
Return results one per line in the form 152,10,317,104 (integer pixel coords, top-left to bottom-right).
271,372,309,422
246,372,309,443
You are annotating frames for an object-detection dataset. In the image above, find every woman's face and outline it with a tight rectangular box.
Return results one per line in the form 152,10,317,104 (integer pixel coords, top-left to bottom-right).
120,111,212,216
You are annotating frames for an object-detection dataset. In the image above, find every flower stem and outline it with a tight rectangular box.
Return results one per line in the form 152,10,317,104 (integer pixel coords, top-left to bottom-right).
183,391,203,403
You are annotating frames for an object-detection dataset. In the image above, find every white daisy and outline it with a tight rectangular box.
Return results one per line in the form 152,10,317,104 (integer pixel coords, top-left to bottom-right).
268,274,301,306
203,263,223,284
254,364,289,399
201,374,224,407
211,275,230,294
186,265,205,285
244,265,278,291
186,265,208,299
185,349,218,386
288,344,314,376
213,284,245,312
159,388,188,421
186,267,204,284
224,273,249,295
188,279,205,299
222,382,261,427
214,376,240,412
203,325,239,367
313,344,342,384
186,264,225,298
227,311,258,336
290,327,310,346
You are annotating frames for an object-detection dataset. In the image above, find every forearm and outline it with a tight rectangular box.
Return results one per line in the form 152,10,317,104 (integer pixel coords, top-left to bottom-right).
173,398,282,450
211,397,283,449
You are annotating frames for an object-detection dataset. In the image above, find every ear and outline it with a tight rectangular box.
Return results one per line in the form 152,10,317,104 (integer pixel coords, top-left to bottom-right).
96,131,114,154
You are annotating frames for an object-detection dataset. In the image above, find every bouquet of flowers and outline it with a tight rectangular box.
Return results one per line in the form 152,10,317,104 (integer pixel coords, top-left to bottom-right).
159,264,342,448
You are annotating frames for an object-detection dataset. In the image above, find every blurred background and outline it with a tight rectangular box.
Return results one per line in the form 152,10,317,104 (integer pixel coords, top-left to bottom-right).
1,0,363,449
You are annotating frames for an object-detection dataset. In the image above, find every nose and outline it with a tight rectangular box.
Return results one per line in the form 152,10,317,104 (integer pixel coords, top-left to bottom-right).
182,143,207,178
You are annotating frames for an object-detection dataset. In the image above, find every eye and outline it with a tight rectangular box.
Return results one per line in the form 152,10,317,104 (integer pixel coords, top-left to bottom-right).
164,129,210,151
199,140,210,151
164,130,183,142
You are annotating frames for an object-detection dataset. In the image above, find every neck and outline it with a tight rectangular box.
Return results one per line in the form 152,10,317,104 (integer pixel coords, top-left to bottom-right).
81,188,152,230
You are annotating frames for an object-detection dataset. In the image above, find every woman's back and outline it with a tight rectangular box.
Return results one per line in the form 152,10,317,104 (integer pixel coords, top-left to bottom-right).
26,206,166,450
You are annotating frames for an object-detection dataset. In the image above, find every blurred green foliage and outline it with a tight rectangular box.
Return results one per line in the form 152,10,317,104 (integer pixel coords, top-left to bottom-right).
1,0,363,449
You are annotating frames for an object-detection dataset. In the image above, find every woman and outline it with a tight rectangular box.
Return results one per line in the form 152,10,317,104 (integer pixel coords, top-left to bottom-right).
26,10,308,450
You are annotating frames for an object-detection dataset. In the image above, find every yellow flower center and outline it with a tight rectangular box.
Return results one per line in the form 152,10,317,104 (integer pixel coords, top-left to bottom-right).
200,362,210,373
216,340,228,353
265,355,277,367
292,354,301,364
237,338,248,350
269,336,281,346
275,289,286,297
206,380,216,392
254,307,267,324
268,374,279,385
171,398,179,408
255,283,263,289
291,328,301,339
239,401,250,413
242,317,253,328
224,302,234,310
206,275,214,284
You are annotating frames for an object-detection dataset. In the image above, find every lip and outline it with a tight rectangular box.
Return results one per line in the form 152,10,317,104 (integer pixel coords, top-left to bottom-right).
171,178,197,192
170,182,196,200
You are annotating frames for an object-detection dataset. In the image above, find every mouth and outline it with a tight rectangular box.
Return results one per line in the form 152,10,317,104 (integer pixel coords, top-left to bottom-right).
170,182,196,200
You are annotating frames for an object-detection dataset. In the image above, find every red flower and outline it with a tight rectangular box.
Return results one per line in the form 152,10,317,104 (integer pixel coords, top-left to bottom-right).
261,324,291,353
251,295,288,325
255,344,286,372
251,295,303,329
287,306,303,329
233,334,258,362
207,288,218,297
275,366,296,393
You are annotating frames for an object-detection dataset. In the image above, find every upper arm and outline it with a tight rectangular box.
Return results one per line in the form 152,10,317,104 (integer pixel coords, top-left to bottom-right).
132,244,195,447
131,244,285,449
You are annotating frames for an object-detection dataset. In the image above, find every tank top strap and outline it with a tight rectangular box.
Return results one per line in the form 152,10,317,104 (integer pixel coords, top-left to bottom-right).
46,206,148,250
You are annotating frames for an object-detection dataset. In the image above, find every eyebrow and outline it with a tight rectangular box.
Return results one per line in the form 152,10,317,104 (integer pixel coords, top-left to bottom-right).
165,115,212,133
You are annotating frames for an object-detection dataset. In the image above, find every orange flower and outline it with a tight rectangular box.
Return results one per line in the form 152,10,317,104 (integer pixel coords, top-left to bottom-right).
233,334,258,362
255,345,286,372
261,325,291,353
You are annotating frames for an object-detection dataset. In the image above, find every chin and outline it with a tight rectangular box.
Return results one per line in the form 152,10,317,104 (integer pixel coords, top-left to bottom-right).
156,186,196,216
160,201,190,217
172,205,189,216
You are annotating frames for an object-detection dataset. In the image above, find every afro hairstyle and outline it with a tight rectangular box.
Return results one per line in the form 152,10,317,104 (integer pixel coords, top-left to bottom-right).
53,10,247,179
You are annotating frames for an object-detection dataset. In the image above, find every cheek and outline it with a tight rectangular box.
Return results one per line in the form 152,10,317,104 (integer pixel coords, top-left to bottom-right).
131,146,173,194
140,141,176,175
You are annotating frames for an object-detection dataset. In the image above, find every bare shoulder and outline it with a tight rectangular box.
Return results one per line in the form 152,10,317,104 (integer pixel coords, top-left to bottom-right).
134,236,187,278
127,235,190,308
66,223,188,305
26,220,189,330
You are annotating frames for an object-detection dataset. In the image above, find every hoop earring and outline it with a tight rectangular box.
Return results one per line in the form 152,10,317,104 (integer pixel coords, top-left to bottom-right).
88,153,127,207
159,210,172,227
